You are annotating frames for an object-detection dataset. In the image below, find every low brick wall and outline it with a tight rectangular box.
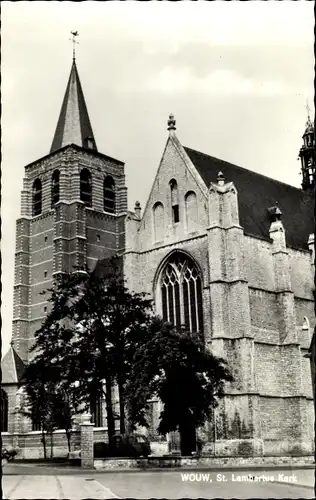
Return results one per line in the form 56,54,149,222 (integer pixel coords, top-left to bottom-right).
2,427,110,460
94,455,315,470
2,431,81,460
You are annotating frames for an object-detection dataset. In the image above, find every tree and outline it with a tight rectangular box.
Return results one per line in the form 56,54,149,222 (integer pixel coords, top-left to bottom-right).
71,256,154,437
22,272,86,456
22,360,76,457
23,257,155,445
126,320,233,455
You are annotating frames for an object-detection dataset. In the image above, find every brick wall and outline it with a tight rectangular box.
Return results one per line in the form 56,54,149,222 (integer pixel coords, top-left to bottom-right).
11,145,127,366
243,236,275,290
289,247,314,299
259,396,313,456
124,135,314,458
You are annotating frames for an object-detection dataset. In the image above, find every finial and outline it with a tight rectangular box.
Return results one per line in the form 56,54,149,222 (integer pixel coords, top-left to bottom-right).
217,171,225,186
167,114,176,133
268,201,282,222
134,201,141,218
70,31,79,60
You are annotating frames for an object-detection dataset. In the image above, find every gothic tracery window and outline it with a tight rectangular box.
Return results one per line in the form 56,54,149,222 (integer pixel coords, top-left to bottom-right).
32,178,42,216
90,395,103,428
104,176,115,213
51,170,60,207
160,253,203,334
32,418,42,431
80,169,92,207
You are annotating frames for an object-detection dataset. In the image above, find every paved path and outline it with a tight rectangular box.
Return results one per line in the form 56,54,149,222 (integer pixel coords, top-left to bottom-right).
3,475,119,499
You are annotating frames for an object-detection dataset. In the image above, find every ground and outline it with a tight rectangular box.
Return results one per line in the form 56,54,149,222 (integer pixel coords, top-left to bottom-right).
2,463,315,499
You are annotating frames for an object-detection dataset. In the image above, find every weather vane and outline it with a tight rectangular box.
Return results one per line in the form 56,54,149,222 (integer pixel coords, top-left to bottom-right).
70,31,79,59
305,99,311,120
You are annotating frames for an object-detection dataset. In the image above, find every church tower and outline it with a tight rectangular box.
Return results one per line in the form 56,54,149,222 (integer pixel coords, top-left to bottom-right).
2,55,127,432
299,106,315,190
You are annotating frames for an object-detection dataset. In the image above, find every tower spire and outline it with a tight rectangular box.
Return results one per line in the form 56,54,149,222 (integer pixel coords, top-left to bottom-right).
50,56,97,154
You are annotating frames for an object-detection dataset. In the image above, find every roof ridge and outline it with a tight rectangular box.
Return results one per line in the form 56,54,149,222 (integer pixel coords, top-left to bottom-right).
184,146,306,194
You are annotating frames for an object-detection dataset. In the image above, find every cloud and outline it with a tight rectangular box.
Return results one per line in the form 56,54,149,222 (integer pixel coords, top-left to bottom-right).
133,67,296,97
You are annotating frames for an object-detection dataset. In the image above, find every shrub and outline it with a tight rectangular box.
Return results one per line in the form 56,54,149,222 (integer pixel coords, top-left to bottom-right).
2,446,18,461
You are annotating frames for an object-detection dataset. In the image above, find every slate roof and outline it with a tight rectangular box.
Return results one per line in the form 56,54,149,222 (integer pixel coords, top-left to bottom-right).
1,346,26,384
184,147,315,250
50,59,97,154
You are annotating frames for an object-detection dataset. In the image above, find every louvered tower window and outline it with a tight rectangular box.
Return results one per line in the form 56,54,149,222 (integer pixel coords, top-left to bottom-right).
160,253,203,334
32,178,42,216
80,169,92,207
104,176,115,213
1,389,8,432
51,170,60,207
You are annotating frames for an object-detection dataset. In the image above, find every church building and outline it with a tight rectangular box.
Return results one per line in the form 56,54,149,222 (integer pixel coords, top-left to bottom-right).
1,56,315,458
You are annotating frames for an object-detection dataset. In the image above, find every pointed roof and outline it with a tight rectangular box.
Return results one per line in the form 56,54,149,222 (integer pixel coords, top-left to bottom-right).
1,345,26,384
50,59,97,154
184,147,314,250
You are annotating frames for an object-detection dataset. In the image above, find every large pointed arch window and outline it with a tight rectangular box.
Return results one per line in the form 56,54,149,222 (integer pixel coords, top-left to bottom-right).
80,169,92,207
51,170,60,207
160,253,203,334
32,178,42,216
1,389,8,432
104,176,115,213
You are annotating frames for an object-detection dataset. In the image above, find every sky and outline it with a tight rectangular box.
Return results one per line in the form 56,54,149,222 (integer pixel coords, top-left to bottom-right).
1,1,314,356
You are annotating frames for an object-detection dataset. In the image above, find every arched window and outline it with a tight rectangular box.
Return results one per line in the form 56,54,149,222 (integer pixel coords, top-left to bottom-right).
1,389,8,432
169,179,179,223
185,191,198,233
51,170,60,207
80,169,92,207
104,176,115,213
85,136,95,150
153,202,165,242
32,178,42,216
160,253,203,334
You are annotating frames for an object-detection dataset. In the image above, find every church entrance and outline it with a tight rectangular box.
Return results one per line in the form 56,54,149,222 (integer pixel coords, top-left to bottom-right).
179,417,197,456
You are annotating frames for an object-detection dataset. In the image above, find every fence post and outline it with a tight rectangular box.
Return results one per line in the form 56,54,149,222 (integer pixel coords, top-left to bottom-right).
80,413,94,469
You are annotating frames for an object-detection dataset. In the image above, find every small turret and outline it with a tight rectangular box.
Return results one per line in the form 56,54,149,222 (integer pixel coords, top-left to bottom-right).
298,104,315,190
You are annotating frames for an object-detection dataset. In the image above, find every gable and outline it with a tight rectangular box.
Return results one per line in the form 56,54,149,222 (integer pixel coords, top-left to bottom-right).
185,147,314,250
138,137,209,252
